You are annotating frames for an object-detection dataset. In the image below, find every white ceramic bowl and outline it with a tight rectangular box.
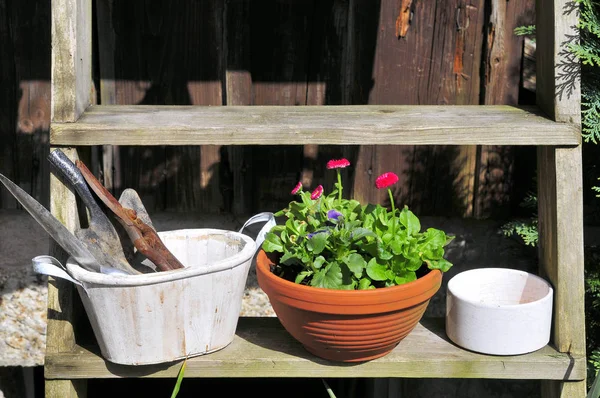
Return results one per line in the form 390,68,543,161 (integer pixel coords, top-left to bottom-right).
445,268,553,355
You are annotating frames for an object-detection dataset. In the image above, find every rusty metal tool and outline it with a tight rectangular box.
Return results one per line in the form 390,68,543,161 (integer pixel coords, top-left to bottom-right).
48,150,141,275
117,188,159,272
75,160,185,272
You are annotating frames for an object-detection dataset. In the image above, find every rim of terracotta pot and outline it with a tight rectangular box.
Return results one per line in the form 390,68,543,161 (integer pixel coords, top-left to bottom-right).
256,249,442,315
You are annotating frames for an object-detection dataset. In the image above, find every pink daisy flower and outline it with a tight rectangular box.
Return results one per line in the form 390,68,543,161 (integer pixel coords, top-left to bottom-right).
326,158,351,169
311,185,324,200
375,172,399,189
291,181,302,195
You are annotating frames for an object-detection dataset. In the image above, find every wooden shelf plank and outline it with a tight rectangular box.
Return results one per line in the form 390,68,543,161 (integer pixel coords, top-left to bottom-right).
50,105,580,146
44,317,586,380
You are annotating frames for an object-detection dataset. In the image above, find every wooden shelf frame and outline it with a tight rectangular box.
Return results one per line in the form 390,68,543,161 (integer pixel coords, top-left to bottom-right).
46,0,586,397
44,317,586,381
50,105,580,146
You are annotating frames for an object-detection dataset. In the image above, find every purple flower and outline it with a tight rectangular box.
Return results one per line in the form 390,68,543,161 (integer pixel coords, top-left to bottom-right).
327,209,343,221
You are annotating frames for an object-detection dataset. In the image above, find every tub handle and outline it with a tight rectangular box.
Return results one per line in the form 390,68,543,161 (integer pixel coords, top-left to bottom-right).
238,212,276,250
32,255,129,288
32,255,84,287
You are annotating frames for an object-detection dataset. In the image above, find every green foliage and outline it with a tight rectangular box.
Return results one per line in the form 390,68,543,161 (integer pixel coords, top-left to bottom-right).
514,25,536,40
514,1,600,143
589,364,600,398
574,0,600,144
500,192,539,246
582,70,600,144
262,163,454,290
586,246,600,388
500,219,539,246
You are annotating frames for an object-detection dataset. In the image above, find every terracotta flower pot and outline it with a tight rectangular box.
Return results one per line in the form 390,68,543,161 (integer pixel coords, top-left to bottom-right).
256,249,443,362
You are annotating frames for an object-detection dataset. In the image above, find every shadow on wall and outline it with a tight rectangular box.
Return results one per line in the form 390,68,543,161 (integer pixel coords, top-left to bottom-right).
0,0,538,219
0,0,51,209
93,0,381,215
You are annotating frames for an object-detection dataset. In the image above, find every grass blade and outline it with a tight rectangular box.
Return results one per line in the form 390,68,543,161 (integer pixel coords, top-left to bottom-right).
589,368,600,398
322,379,337,398
170,358,187,398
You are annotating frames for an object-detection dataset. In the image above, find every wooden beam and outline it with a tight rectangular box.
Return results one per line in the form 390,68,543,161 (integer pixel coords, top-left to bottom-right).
44,317,585,380
536,0,581,124
536,0,585,395
51,0,92,122
46,147,88,397
45,380,87,398
538,146,586,397
50,105,581,146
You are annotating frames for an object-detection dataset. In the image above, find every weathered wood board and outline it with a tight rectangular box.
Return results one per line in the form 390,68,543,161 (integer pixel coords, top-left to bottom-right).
45,317,586,380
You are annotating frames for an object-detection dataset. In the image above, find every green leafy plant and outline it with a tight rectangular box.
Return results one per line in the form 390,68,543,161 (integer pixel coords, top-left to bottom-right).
514,25,536,40
501,191,539,246
586,246,600,388
261,159,454,290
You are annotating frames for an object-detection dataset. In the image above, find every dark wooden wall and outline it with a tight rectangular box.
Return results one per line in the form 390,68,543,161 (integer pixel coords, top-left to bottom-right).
0,0,536,219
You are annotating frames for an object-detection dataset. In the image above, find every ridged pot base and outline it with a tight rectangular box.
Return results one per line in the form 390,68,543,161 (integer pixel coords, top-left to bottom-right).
303,344,395,362
256,250,443,363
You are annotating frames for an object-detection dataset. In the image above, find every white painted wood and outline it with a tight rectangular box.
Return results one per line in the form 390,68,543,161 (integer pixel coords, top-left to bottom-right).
49,105,581,146
63,229,256,365
446,268,553,355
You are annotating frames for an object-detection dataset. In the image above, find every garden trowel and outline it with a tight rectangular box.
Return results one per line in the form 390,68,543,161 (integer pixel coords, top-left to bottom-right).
0,173,123,274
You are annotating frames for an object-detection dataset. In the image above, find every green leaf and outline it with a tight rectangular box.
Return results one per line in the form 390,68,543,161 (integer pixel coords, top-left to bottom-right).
350,227,377,241
377,246,394,261
378,208,388,226
400,207,421,235
427,258,453,272
285,218,300,235
358,278,372,290
424,228,446,247
344,253,367,278
295,270,312,284
394,270,417,285
262,232,284,252
385,269,396,281
382,233,394,244
307,232,328,254
313,255,326,269
390,239,404,255
366,258,388,281
280,251,297,265
405,257,423,271
311,263,343,289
